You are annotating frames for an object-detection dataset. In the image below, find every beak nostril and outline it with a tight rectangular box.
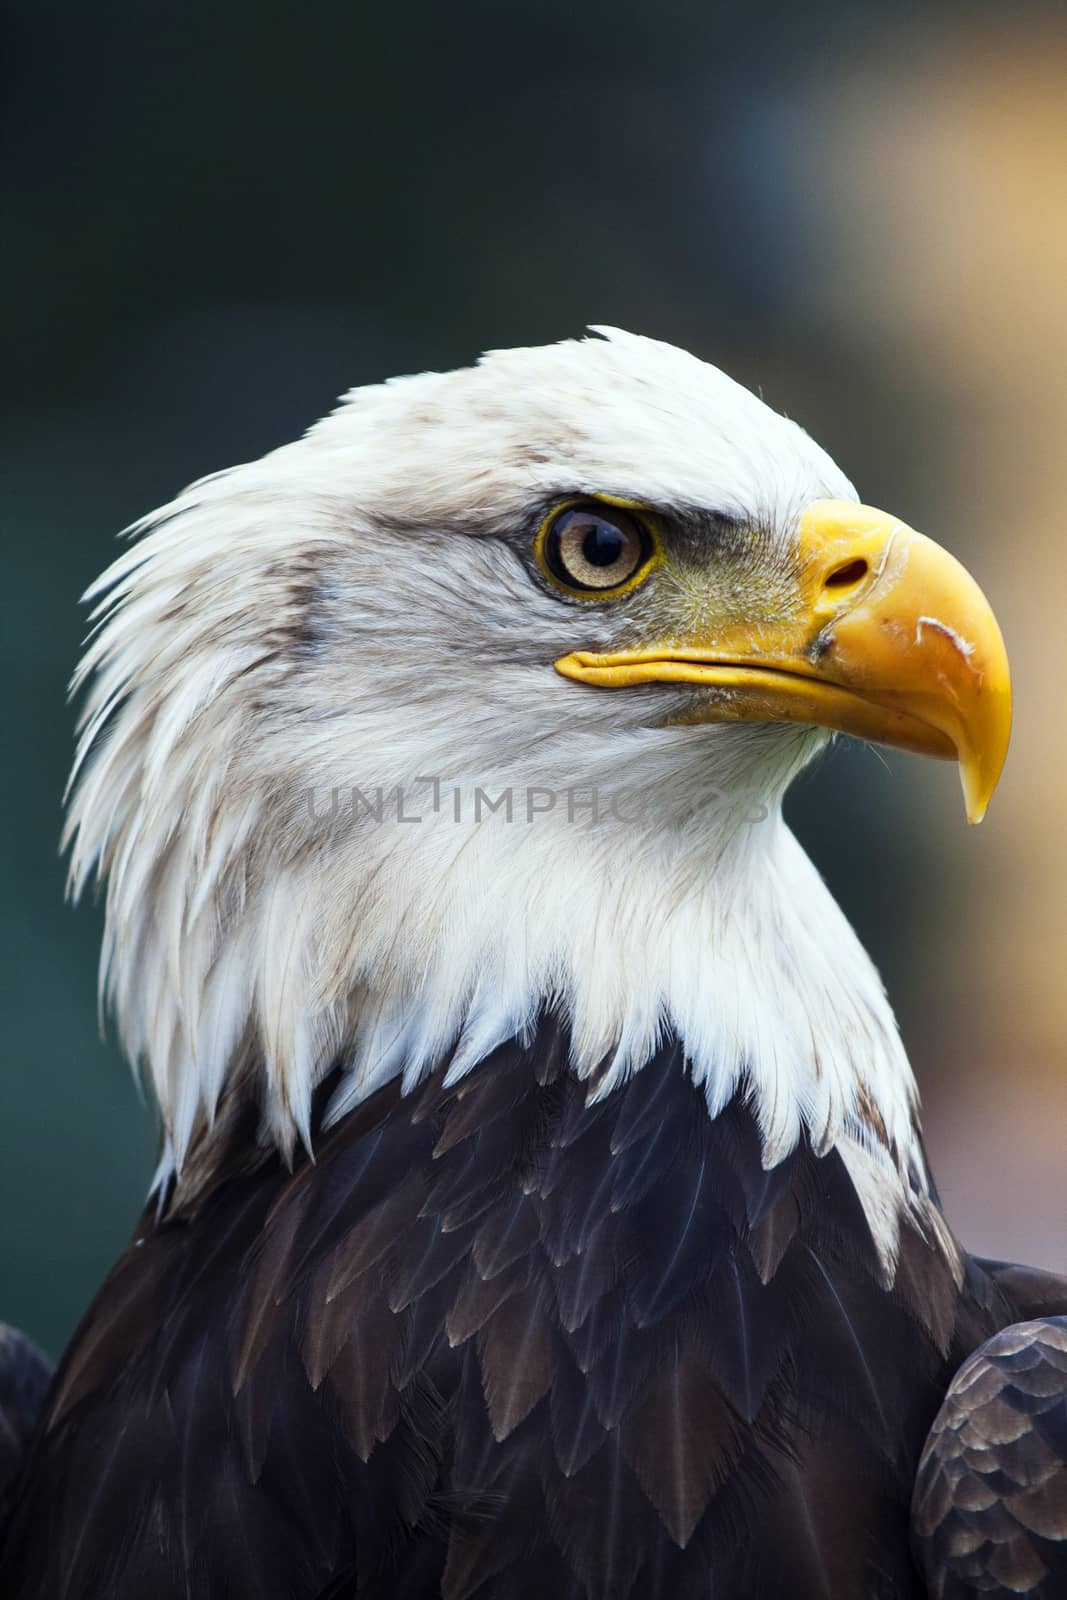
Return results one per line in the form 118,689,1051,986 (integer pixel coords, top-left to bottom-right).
825,558,869,590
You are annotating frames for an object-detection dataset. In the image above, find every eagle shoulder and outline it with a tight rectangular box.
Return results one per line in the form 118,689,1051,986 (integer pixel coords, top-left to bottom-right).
913,1265,1067,1599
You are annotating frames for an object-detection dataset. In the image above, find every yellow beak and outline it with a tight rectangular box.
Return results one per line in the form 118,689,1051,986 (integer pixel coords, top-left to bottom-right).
554,499,1011,824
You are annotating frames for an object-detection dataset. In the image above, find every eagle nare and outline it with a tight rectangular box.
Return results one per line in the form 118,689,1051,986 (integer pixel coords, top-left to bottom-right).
2,330,1064,1598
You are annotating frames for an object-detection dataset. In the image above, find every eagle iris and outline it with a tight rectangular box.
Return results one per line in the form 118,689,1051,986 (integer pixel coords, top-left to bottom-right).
537,501,655,597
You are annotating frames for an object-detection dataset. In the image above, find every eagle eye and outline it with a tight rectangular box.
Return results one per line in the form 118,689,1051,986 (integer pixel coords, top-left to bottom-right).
536,500,658,598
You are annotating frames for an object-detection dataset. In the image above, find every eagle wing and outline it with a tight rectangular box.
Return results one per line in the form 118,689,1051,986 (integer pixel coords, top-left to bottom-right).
912,1257,1067,1599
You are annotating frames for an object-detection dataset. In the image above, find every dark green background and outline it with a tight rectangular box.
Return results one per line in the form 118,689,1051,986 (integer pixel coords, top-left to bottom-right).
2,0,993,1357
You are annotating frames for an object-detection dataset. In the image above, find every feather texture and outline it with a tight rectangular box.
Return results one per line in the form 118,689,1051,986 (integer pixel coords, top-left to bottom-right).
913,1305,1067,1598
4,1019,1058,1598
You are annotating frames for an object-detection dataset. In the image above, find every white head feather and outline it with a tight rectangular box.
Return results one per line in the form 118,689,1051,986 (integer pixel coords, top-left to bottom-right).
65,328,946,1273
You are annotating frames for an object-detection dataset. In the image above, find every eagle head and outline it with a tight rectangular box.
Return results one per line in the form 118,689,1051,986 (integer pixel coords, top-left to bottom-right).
65,328,1009,1259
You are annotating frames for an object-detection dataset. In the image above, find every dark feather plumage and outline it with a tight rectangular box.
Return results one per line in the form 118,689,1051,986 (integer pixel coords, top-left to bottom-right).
913,1311,1067,1598
0,1326,53,1514
3,1021,1065,1598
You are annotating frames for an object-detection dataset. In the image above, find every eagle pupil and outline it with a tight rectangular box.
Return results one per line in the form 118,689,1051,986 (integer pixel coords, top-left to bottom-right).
583,524,624,567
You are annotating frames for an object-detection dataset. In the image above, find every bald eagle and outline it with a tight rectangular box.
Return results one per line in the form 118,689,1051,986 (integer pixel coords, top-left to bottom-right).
2,331,1066,1599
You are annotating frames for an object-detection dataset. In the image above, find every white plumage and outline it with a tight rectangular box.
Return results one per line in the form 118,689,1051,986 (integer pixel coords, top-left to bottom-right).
65,328,944,1275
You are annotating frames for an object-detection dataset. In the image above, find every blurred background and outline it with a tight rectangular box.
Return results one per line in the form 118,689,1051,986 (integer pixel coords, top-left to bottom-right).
3,0,1066,1356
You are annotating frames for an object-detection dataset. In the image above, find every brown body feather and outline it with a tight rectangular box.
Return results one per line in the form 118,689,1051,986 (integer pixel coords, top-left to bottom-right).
2,1021,1065,1599
913,1293,1067,1597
